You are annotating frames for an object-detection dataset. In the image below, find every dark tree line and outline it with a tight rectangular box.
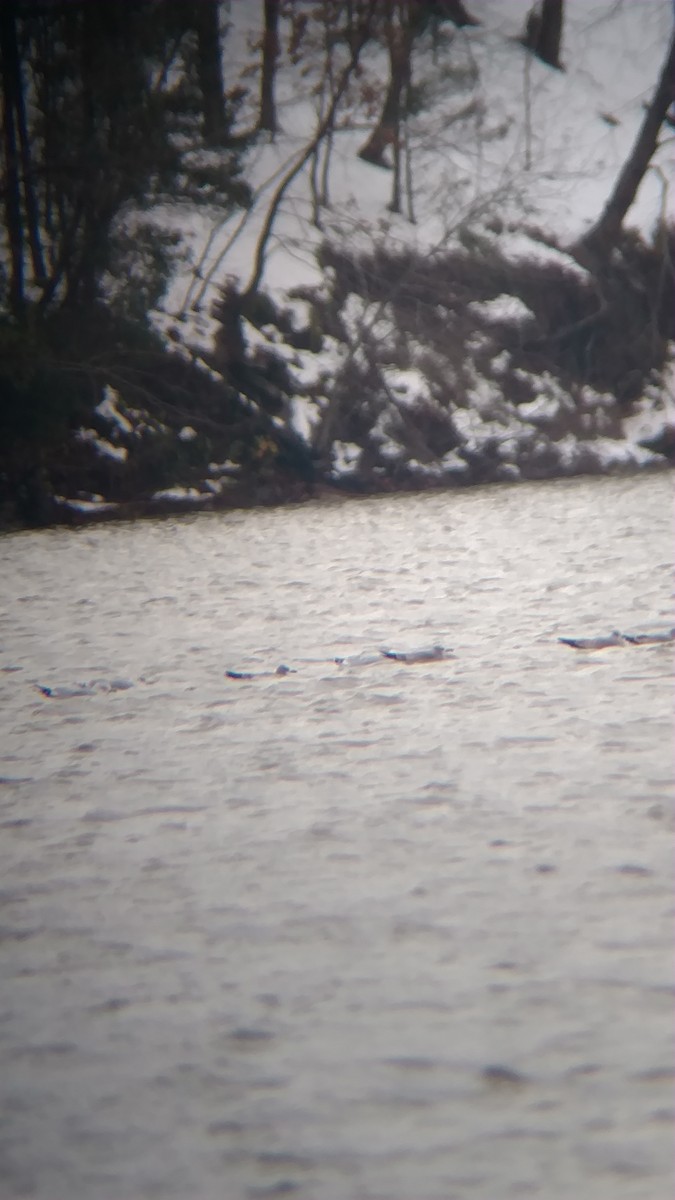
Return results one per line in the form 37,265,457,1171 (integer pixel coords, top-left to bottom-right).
0,0,249,321
0,0,258,523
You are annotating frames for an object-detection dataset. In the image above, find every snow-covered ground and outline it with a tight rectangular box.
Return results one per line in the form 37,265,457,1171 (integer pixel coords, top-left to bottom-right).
162,0,673,321
75,0,674,512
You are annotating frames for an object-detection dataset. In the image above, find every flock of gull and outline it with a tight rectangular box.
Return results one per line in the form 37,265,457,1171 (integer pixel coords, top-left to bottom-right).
557,628,675,650
222,629,674,680
33,628,673,695
224,643,453,679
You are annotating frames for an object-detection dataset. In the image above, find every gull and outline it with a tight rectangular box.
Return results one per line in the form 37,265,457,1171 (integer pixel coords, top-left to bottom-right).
558,630,627,650
225,664,295,680
85,678,134,692
380,643,453,664
37,683,97,698
36,678,135,697
334,652,383,667
623,628,675,645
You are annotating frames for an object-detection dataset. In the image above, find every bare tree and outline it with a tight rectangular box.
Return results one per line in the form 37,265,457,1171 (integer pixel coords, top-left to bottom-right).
574,30,675,259
309,1,343,227
358,2,416,172
521,0,564,71
193,0,229,145
258,0,280,135
0,0,25,314
358,0,478,212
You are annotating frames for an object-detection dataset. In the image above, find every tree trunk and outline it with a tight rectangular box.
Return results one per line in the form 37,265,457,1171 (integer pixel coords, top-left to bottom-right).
574,30,675,259
389,83,402,211
0,0,26,315
193,0,228,145
0,0,45,288
522,0,564,71
76,0,103,306
359,4,413,170
259,0,280,134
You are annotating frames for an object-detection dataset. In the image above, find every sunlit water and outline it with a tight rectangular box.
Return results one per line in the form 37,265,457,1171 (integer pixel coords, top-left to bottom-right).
1,473,673,1200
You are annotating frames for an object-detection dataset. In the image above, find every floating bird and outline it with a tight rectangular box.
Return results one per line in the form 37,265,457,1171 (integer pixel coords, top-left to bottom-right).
225,664,295,680
623,628,675,645
37,684,96,698
86,678,134,692
334,652,383,667
380,643,452,664
558,630,627,650
37,678,135,697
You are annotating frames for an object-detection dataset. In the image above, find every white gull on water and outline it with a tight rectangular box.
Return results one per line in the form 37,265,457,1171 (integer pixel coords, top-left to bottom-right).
625,628,675,645
558,630,629,650
380,644,453,663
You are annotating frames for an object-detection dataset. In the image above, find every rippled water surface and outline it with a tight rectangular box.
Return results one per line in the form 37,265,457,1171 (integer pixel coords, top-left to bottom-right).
1,473,673,1200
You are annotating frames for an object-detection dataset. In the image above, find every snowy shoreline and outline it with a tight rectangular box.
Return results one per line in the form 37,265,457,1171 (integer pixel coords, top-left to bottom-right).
4,452,668,535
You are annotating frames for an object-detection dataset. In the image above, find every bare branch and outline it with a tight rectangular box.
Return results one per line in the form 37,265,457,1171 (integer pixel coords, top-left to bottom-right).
242,24,373,301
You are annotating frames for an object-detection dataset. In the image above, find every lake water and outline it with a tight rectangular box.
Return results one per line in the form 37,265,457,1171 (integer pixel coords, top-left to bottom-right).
1,473,673,1200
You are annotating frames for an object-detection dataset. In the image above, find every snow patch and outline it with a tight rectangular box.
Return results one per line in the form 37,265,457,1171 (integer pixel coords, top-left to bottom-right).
499,233,590,282
441,450,471,475
469,294,536,326
76,429,128,462
579,385,616,409
95,386,134,435
56,497,119,513
208,459,240,474
382,367,431,407
152,486,206,502
331,441,362,475
518,395,562,424
289,395,321,441
491,351,511,375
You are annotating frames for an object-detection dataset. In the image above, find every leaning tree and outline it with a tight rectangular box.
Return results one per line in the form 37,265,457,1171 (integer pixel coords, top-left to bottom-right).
574,29,675,259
